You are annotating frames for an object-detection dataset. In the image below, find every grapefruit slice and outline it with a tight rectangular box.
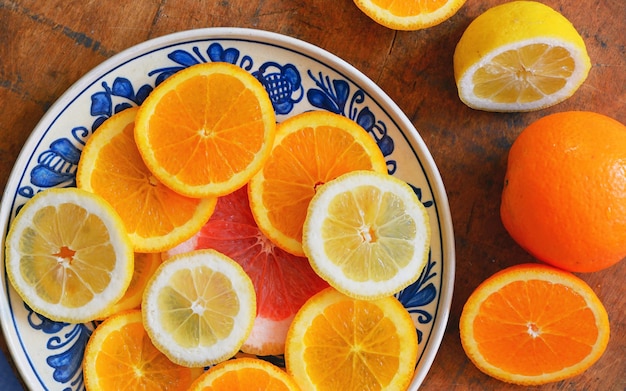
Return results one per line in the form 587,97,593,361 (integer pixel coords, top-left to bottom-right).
165,185,329,355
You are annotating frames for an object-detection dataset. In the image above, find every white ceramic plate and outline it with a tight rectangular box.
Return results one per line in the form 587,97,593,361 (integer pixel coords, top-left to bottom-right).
0,28,455,390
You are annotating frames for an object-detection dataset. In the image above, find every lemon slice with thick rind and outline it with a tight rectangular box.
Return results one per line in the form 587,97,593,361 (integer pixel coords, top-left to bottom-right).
5,188,134,323
142,249,256,367
302,170,430,300
453,1,591,112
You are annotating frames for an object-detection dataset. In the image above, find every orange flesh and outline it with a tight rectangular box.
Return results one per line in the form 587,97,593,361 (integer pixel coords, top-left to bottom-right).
90,121,208,239
146,74,266,185
474,279,598,375
94,317,193,390
369,0,449,15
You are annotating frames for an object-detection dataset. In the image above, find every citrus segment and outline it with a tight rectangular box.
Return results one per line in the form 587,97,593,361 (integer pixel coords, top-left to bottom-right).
165,185,328,356
353,0,466,30
459,263,610,385
453,1,591,112
5,187,133,323
134,62,276,197
83,309,202,391
500,111,626,272
77,107,216,252
249,111,387,257
189,357,300,391
285,287,418,391
142,249,256,367
303,170,430,300
97,252,162,319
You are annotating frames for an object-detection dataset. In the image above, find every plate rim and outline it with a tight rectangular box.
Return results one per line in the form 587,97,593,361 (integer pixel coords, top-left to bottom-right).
0,27,455,390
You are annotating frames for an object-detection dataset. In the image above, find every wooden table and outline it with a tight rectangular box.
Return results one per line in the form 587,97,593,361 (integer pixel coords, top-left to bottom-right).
1,1,624,390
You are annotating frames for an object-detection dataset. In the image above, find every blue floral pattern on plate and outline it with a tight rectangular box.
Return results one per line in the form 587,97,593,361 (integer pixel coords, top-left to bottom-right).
0,29,454,391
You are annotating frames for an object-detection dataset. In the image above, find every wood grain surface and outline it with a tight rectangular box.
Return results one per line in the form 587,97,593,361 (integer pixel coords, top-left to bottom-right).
1,0,625,390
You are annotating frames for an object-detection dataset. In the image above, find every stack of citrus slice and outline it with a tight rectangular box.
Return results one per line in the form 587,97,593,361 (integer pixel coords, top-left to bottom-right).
77,107,216,253
164,185,329,356
249,110,388,257
5,61,432,390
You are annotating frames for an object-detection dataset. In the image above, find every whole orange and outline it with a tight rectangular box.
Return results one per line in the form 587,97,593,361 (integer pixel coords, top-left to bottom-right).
501,111,626,273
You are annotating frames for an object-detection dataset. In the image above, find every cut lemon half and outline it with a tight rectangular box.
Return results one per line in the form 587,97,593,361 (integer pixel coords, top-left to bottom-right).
83,309,203,391
134,62,276,198
460,263,610,385
142,249,256,367
285,287,418,391
353,0,466,31
5,188,133,323
189,357,300,391
453,1,591,112
77,107,216,253
302,170,430,300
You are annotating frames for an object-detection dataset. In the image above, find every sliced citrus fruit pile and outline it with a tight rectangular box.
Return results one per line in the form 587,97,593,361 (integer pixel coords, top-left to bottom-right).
189,357,300,391
83,309,202,391
285,287,418,391
460,263,610,386
453,1,591,112
97,252,162,319
77,107,216,253
249,110,388,257
303,170,430,300
142,249,256,367
134,61,276,198
165,185,329,356
4,187,133,323
5,60,425,386
353,0,466,31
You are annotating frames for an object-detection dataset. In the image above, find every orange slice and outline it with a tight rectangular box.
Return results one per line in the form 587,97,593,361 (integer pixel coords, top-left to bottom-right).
459,263,610,385
134,62,276,198
353,0,467,30
285,287,418,391
248,111,387,257
188,357,300,391
4,188,133,323
164,185,329,356
83,309,202,391
77,107,216,252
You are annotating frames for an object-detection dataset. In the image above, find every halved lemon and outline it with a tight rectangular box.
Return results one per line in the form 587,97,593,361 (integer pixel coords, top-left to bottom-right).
454,1,591,112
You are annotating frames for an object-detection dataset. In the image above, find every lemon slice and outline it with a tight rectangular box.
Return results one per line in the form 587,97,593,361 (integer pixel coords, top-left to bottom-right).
302,170,430,300
453,1,591,112
142,249,256,367
5,188,133,323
